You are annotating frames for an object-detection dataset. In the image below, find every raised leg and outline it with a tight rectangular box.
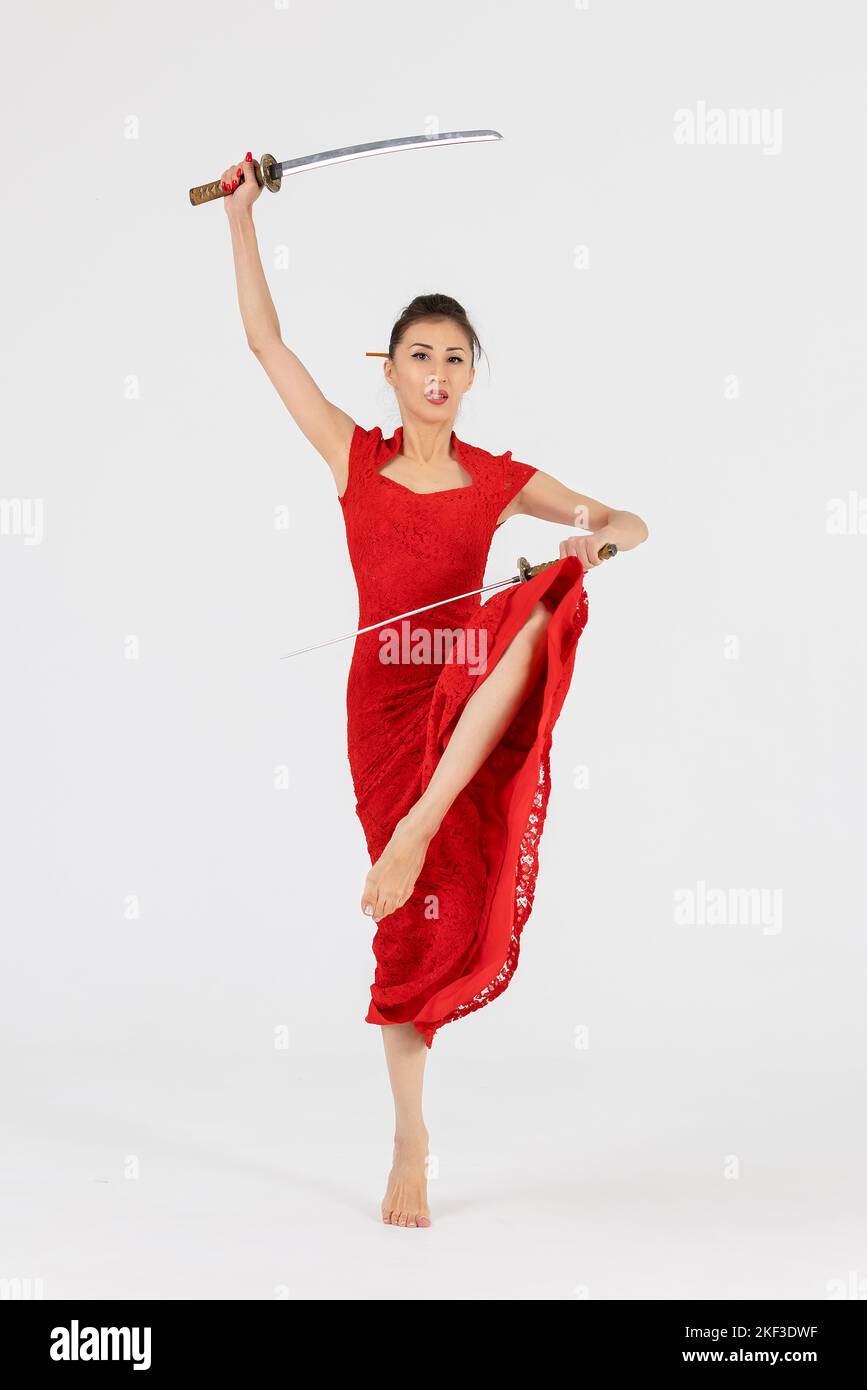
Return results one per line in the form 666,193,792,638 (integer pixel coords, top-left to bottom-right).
361,599,552,921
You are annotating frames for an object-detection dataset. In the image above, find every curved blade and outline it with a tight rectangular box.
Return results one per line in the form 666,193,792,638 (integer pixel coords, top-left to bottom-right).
276,128,502,177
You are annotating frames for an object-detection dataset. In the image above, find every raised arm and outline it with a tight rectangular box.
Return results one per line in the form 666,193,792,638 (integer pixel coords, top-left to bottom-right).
503,467,649,567
220,153,356,492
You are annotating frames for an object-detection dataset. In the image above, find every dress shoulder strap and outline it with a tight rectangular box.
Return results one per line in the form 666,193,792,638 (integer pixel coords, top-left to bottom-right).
499,448,539,503
475,445,539,528
340,422,387,504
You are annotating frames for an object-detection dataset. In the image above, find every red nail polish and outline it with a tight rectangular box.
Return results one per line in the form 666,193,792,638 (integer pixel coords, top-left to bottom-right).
236,168,242,176
245,152,252,161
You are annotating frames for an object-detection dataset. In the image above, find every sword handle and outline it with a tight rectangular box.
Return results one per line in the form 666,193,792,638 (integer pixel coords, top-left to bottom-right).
517,544,617,581
188,153,282,206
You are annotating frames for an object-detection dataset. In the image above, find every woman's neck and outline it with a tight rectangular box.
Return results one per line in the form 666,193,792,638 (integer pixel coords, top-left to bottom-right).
397,418,456,466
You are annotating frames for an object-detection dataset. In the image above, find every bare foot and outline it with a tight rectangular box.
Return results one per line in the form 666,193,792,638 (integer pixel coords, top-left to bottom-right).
381,1130,432,1227
361,806,440,921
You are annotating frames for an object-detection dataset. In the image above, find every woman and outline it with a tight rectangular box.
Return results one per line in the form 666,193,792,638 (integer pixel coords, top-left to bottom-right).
220,154,649,1228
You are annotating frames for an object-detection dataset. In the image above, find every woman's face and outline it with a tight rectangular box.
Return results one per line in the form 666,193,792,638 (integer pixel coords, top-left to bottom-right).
384,318,475,423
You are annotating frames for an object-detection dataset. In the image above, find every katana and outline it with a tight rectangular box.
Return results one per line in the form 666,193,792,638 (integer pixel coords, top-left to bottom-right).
280,548,617,660
189,129,503,206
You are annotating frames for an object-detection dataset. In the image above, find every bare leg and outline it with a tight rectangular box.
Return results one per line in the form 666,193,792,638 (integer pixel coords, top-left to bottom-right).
379,1022,431,1227
361,600,552,921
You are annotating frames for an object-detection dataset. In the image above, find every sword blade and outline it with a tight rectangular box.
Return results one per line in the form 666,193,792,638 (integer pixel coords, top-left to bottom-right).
276,128,502,177
280,572,520,661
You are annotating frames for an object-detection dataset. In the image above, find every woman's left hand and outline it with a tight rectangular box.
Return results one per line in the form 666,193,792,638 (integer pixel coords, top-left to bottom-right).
558,527,617,568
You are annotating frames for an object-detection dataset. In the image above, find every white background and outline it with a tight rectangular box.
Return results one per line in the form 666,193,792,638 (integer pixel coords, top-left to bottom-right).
1,0,864,1300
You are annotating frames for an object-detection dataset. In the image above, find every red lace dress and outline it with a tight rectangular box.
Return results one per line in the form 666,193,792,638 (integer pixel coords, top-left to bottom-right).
339,423,589,1048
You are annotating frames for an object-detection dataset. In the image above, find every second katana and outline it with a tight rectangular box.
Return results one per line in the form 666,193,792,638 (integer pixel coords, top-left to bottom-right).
280,548,617,661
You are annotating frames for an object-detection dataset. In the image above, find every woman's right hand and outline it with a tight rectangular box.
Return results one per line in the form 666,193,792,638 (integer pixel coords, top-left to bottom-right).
220,153,263,215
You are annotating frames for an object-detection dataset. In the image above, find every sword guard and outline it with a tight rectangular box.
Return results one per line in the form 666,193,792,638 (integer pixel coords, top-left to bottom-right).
258,152,282,193
188,152,282,206
517,544,617,581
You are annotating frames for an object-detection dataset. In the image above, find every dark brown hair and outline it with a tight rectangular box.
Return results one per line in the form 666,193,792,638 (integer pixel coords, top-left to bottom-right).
387,293,485,368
